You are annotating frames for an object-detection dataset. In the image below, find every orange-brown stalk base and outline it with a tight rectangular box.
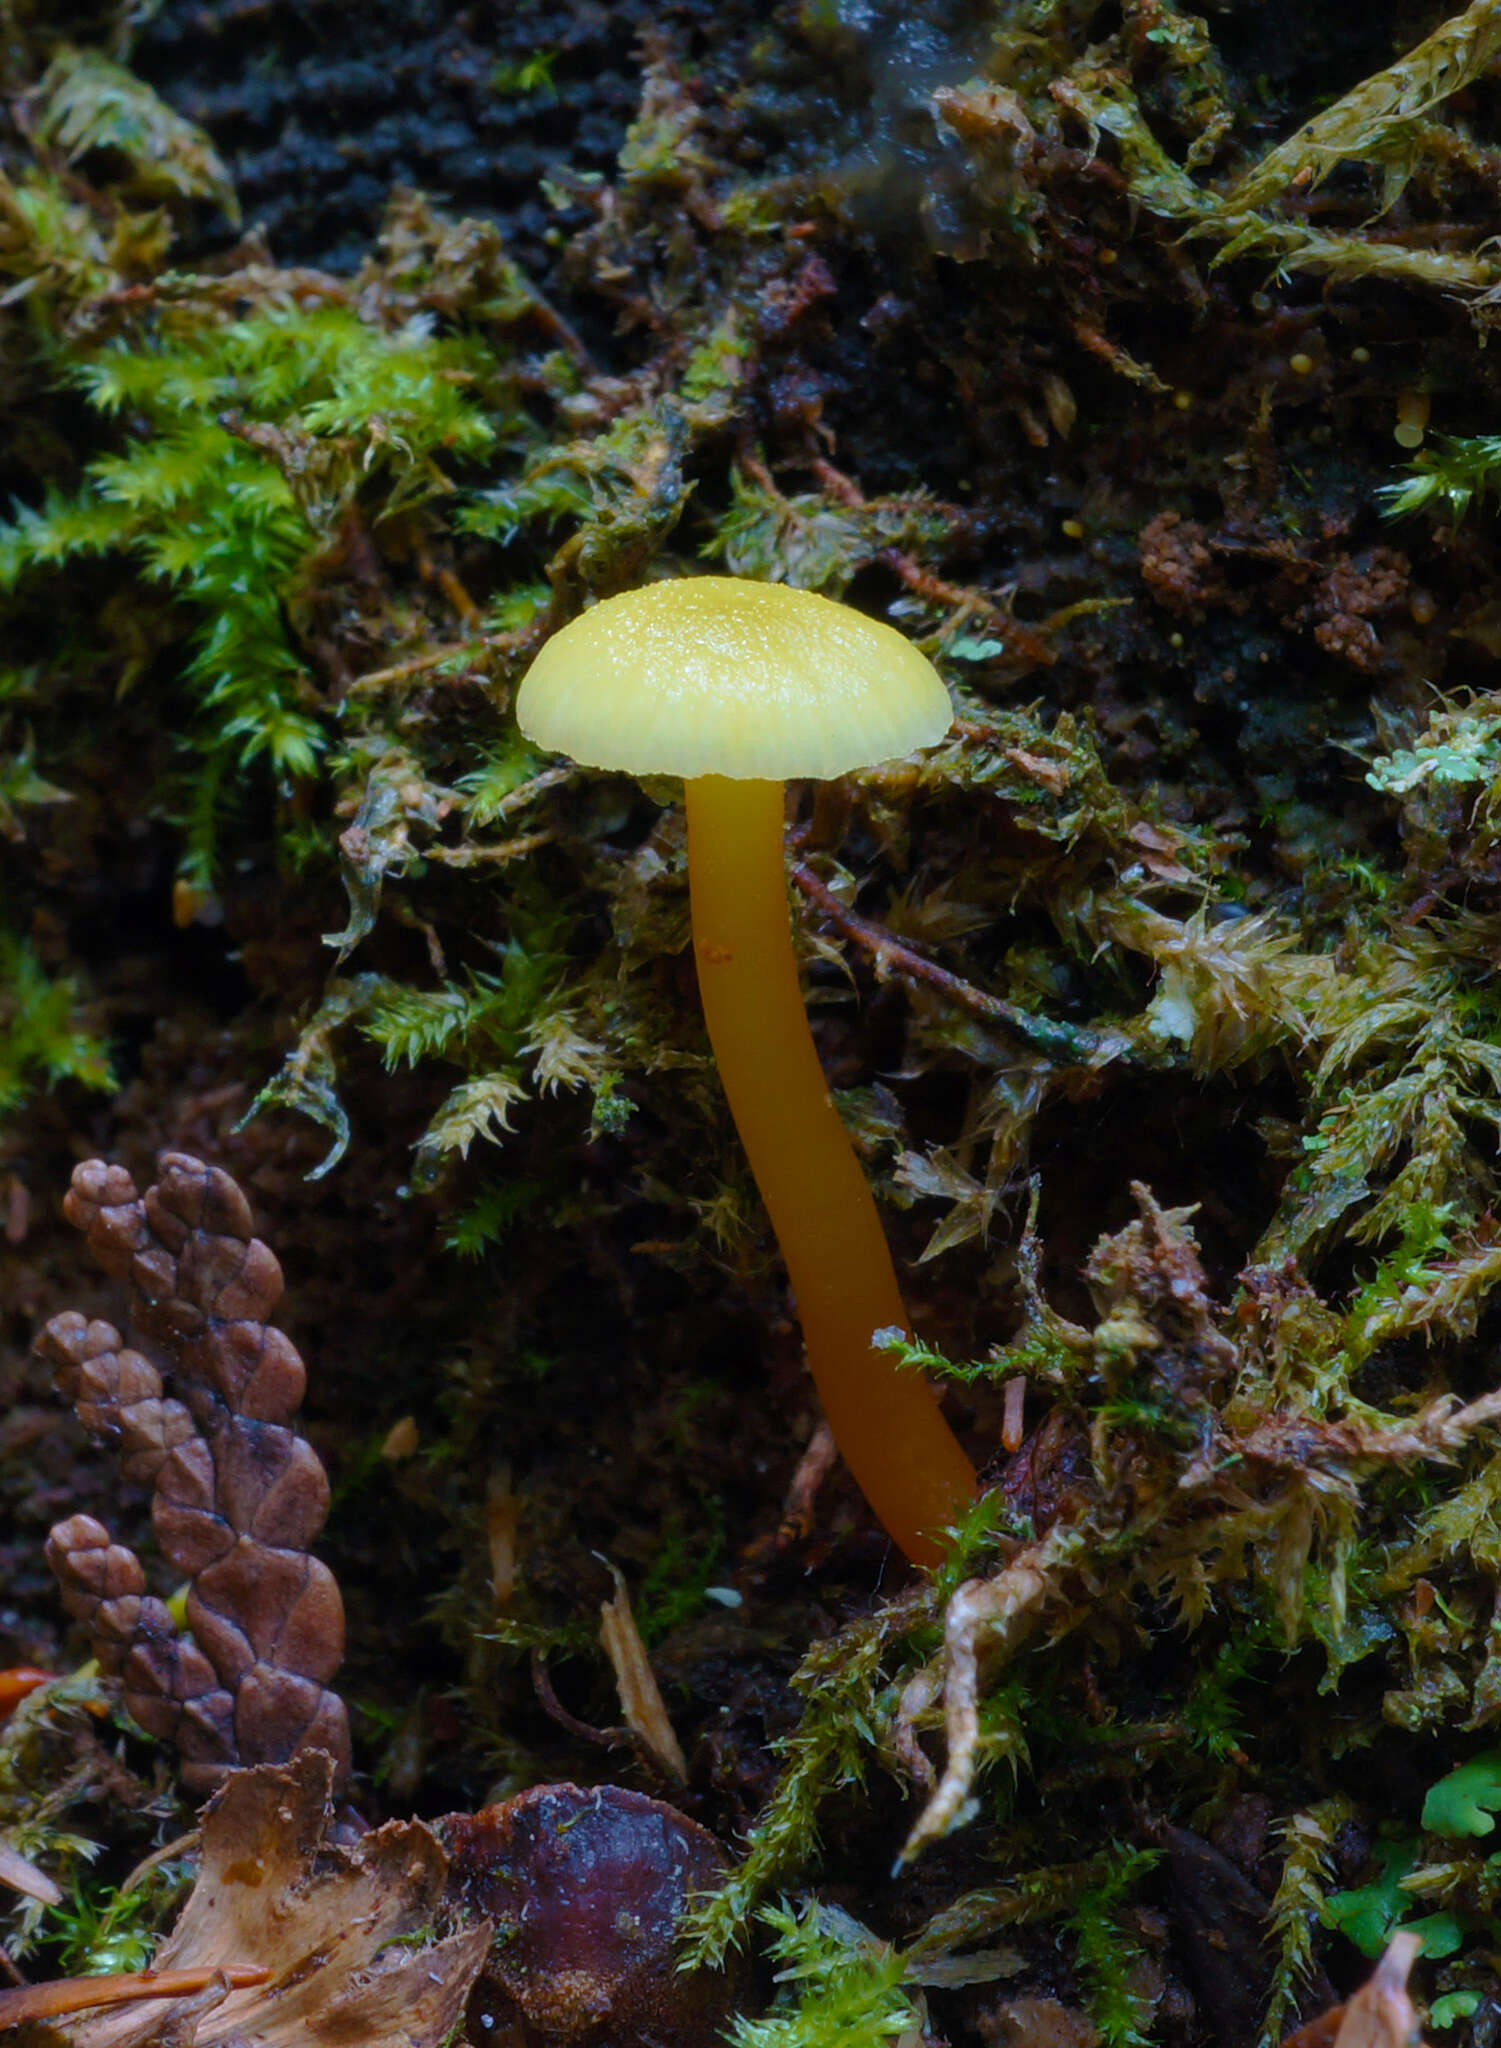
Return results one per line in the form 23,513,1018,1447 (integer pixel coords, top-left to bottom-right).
685,775,977,1566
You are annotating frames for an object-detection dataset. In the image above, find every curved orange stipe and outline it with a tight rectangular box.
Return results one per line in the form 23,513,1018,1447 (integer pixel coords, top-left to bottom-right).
685,776,977,1566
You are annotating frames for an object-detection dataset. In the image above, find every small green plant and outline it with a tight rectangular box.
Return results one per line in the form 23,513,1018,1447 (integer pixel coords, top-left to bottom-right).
634,1505,727,1645
681,1605,926,1968
489,51,558,98
0,730,70,839
1325,1837,1420,1958
1260,1802,1355,2048
703,466,951,597
1182,1630,1263,1763
33,47,239,219
726,1901,924,2048
1365,703,1501,797
0,926,113,1125
442,1176,545,1259
1431,1989,1483,2029
1422,1752,1501,1839
1320,1753,1501,2015
1381,437,1501,522
1067,1849,1160,2048
44,1859,194,1978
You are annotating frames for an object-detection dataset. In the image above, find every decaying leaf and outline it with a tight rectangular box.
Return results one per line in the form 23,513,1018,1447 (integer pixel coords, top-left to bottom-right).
52,1752,490,2048
599,1562,688,1782
1332,1931,1425,2048
0,1838,61,1906
1277,1931,1427,2048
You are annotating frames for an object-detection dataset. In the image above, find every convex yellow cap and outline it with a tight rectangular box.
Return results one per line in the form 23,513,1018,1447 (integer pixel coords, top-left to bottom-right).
516,576,952,781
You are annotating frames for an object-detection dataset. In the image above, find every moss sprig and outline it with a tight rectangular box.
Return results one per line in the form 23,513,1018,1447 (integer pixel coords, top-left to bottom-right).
0,301,513,882
0,926,112,1130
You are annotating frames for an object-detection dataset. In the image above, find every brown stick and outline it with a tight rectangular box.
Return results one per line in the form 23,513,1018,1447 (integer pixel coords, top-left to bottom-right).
777,1419,839,1547
349,643,482,692
530,1648,630,1753
789,861,1121,1065
0,1964,271,2028
350,608,555,696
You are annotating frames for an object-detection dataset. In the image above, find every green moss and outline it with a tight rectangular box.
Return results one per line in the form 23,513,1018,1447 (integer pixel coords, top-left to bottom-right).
634,1506,727,1646
44,1857,194,1977
1067,1849,1161,2048
682,1599,933,1967
726,1902,925,2048
0,926,112,1127
0,303,512,882
1261,1801,1354,2047
32,46,239,219
1382,436,1501,522
489,51,558,99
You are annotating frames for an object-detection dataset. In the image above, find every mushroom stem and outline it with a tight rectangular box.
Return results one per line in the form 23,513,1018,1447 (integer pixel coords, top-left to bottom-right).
684,775,977,1566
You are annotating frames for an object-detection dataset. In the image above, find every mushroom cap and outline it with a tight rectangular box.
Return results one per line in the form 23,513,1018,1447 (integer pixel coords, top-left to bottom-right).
516,576,952,780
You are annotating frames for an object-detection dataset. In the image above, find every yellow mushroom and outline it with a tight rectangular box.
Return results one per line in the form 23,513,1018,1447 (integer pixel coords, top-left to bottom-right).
517,576,978,1566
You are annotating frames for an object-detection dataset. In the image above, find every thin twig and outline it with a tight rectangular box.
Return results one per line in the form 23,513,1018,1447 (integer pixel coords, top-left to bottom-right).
423,829,554,868
349,644,482,693
790,861,1125,1065
118,1829,200,1902
777,1418,840,1548
480,766,575,820
350,609,556,696
530,1649,630,1753
876,549,1056,668
0,1965,272,2027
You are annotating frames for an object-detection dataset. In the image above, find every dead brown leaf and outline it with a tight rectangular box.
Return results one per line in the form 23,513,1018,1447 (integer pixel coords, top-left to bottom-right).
56,1752,489,2048
598,1562,687,1782
1277,1932,1428,2048
1333,1932,1425,2048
